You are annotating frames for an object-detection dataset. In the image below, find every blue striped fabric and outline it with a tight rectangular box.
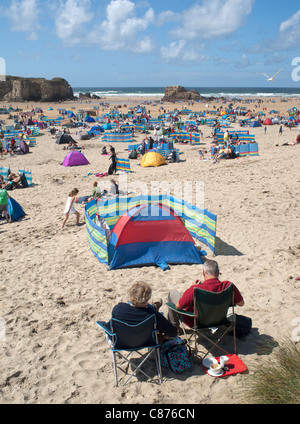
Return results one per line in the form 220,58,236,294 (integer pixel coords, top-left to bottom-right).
102,133,133,143
85,195,217,266
116,158,131,173
0,167,10,180
19,170,33,186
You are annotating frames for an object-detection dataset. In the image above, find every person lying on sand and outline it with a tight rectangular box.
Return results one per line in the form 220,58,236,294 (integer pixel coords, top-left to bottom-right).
276,134,300,147
4,173,22,190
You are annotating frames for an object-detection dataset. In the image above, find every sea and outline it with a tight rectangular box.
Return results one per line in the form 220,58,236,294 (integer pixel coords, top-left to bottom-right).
72,87,300,99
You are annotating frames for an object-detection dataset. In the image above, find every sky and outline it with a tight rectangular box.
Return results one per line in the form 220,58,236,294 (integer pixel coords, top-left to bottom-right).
1,0,300,88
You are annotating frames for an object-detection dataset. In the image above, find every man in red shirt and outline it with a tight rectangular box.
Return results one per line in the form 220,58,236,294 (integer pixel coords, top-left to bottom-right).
168,260,244,328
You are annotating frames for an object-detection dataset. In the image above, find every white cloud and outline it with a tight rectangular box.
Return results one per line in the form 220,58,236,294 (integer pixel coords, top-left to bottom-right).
280,10,300,33
173,0,254,41
156,10,179,27
278,10,300,49
55,0,93,47
88,0,155,53
160,40,209,63
249,9,300,54
4,0,41,40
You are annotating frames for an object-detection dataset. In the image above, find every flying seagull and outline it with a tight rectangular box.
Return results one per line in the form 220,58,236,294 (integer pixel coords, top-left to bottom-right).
254,69,284,82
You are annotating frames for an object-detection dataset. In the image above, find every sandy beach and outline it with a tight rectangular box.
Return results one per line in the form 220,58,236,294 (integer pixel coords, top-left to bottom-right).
0,94,300,404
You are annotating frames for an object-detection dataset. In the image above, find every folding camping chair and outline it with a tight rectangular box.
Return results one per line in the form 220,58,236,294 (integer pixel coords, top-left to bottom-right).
96,315,162,386
166,284,236,362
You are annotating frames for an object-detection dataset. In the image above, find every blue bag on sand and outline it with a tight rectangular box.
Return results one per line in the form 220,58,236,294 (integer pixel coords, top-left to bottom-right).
160,337,191,374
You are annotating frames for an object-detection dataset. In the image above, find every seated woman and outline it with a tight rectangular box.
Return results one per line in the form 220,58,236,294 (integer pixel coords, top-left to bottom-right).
92,181,102,199
108,282,177,340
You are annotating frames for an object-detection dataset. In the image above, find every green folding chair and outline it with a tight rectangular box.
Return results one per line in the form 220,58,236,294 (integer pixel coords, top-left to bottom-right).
166,284,236,361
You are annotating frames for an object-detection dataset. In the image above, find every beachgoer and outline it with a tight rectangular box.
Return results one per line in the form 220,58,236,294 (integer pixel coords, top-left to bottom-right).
0,187,11,223
224,130,229,143
62,188,80,229
140,139,146,156
128,149,137,159
279,126,283,135
108,151,117,175
109,179,119,195
276,134,300,147
92,181,102,199
9,138,16,153
167,259,244,330
107,282,177,340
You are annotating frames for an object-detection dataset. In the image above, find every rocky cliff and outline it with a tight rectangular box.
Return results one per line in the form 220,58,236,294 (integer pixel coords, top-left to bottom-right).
0,76,74,102
163,85,202,102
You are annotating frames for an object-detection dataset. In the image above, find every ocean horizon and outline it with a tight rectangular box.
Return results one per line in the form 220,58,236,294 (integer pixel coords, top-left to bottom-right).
72,86,300,99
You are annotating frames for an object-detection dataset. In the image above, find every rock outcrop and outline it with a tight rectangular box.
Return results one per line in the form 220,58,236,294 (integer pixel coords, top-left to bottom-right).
78,92,101,100
163,85,202,102
0,76,74,102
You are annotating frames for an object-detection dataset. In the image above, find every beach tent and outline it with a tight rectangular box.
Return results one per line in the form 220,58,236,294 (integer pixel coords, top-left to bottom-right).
24,118,34,126
68,112,75,118
74,131,90,141
85,115,95,123
90,125,104,133
263,118,273,125
141,152,167,168
37,122,47,129
62,150,90,167
56,134,77,144
48,107,53,111
250,121,262,127
7,197,26,222
108,203,203,270
19,139,30,154
102,123,112,130
60,119,73,127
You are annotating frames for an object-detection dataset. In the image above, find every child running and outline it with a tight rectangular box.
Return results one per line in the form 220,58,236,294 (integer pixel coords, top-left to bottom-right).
62,188,80,229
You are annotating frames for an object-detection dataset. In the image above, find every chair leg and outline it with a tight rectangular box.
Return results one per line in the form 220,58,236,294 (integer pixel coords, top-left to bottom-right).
112,352,118,387
155,347,163,384
233,325,237,354
120,349,157,386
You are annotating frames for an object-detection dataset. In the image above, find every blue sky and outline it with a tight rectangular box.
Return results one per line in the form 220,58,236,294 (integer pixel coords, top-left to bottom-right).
1,0,300,87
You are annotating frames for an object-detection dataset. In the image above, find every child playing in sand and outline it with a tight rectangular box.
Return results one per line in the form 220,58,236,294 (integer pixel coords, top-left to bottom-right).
62,188,80,229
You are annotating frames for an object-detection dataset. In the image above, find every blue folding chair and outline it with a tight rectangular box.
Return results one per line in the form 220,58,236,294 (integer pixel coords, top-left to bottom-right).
97,315,162,386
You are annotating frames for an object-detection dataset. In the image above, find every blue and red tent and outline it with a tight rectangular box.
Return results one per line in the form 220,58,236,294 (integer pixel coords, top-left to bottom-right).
108,203,203,270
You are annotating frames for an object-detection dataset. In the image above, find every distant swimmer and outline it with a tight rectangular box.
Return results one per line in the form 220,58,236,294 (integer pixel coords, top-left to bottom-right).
254,69,284,82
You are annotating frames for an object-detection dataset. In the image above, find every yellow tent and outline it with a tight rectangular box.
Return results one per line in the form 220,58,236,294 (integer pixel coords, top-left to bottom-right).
141,152,167,168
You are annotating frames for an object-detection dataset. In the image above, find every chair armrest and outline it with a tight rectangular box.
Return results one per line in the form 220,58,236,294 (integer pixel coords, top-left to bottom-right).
165,302,196,318
96,321,115,337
